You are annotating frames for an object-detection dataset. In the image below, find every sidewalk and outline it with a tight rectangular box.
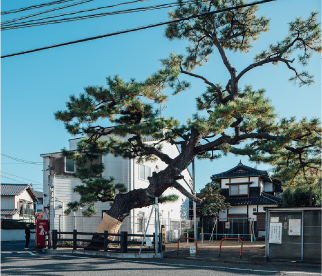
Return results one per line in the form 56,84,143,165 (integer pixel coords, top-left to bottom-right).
165,240,264,263
164,240,321,268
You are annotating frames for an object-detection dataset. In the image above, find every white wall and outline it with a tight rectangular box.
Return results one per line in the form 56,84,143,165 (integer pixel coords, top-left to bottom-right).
229,205,247,215
1,229,35,242
264,182,273,192
1,196,14,209
248,177,258,187
230,177,248,183
221,178,230,188
14,190,34,209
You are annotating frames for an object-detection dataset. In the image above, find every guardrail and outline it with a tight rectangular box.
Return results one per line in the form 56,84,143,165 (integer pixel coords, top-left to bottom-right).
177,237,198,256
218,238,243,259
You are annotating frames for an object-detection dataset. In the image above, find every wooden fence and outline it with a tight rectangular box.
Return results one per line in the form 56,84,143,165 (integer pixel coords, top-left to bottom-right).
45,230,164,253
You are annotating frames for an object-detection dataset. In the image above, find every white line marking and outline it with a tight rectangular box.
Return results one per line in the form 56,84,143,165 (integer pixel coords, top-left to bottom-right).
59,255,88,259
28,252,35,255
282,272,322,275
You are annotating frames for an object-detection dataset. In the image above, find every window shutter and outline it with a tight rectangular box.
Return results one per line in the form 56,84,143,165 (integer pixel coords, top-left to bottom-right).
17,201,21,213
257,214,266,231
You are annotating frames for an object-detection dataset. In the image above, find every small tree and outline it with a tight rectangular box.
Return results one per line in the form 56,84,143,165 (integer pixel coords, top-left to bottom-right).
199,183,230,232
55,0,321,236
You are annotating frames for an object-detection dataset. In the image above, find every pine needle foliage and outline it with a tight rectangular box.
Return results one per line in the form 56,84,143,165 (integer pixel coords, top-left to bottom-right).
55,0,321,220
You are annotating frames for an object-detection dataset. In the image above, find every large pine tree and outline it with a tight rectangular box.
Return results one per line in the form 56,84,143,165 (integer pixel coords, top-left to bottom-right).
55,0,321,236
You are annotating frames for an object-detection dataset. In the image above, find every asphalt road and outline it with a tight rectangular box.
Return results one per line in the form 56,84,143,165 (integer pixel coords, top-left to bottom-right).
1,242,321,276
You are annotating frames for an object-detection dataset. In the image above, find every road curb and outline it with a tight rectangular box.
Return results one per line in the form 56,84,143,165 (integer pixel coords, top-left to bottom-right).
43,248,163,259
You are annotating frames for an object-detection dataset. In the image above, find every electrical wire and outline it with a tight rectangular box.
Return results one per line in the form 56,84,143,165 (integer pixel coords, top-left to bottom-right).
1,153,42,165
1,171,42,184
1,0,276,59
2,0,95,26
1,0,78,15
2,0,204,31
1,175,26,184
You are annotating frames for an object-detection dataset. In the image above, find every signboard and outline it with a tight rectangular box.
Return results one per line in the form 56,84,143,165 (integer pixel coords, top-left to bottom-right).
225,222,230,229
270,217,279,223
289,219,301,236
145,238,152,247
36,212,43,219
269,223,282,244
190,246,196,257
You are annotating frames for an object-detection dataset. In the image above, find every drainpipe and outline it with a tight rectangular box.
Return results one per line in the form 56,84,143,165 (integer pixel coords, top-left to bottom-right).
51,174,56,230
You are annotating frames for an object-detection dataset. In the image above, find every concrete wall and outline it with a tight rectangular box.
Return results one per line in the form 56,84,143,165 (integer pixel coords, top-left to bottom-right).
1,229,35,242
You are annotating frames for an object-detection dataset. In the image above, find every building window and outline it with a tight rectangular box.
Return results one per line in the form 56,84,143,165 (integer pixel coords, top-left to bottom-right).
139,165,151,181
230,184,248,196
65,158,75,173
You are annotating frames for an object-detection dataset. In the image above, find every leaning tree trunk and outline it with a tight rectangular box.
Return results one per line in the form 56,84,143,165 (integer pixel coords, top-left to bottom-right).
88,128,203,249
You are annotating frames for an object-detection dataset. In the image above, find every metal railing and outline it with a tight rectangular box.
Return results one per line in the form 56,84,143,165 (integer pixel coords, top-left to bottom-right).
218,238,243,259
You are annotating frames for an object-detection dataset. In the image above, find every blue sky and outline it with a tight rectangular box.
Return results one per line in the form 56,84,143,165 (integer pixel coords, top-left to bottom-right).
1,0,321,193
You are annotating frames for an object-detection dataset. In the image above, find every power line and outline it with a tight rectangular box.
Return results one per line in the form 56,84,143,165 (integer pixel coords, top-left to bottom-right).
1,175,26,184
1,0,78,15
1,0,276,59
1,153,42,165
1,171,42,184
2,0,203,31
2,147,40,161
2,0,94,26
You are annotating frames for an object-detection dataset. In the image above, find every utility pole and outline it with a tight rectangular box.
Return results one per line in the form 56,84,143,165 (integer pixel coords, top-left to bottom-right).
192,160,197,242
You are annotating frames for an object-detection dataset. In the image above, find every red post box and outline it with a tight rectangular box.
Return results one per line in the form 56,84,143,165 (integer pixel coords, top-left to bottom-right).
36,219,48,248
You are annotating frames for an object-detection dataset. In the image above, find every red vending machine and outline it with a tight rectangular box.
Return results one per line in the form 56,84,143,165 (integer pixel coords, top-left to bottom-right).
36,219,48,248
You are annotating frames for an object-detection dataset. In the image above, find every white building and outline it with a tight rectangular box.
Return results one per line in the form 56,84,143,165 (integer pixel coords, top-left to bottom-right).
41,135,192,241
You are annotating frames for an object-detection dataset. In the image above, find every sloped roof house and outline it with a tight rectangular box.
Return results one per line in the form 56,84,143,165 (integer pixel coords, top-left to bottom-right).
1,183,38,221
211,161,282,237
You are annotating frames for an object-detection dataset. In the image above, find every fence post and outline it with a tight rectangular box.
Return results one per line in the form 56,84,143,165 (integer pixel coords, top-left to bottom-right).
73,229,77,250
52,230,57,249
161,225,166,251
120,231,128,253
103,231,108,252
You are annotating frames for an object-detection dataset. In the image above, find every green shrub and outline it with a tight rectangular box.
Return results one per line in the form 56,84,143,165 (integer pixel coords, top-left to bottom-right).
1,219,35,229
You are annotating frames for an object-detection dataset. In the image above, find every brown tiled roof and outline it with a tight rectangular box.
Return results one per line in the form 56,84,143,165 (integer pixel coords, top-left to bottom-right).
0,184,39,202
1,209,19,215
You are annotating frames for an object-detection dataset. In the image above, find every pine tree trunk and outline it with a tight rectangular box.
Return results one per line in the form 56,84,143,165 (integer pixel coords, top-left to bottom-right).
87,128,203,249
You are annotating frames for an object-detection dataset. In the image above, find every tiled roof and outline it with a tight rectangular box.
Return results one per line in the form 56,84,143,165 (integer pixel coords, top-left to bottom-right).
226,193,281,206
0,209,19,216
0,184,38,202
1,183,29,196
211,161,271,181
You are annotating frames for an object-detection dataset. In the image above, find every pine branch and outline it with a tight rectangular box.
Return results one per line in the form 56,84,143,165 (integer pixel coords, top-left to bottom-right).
134,135,173,165
172,181,201,203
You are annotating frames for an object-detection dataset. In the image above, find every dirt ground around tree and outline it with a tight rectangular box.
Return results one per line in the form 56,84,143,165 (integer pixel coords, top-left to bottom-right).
164,240,266,263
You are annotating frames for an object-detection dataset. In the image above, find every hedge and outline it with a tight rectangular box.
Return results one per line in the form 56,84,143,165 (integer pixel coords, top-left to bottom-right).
1,219,35,229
